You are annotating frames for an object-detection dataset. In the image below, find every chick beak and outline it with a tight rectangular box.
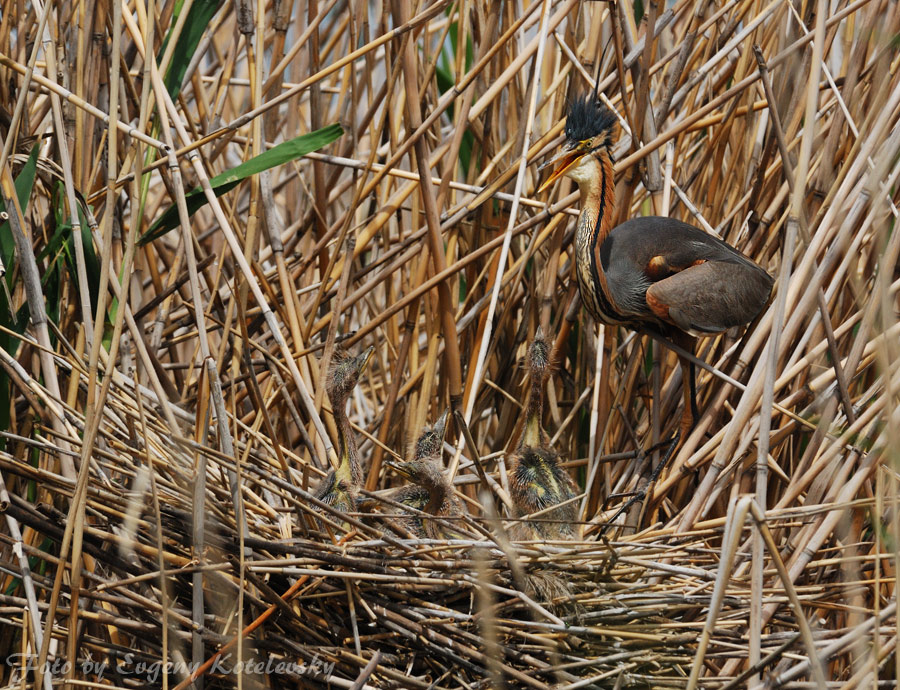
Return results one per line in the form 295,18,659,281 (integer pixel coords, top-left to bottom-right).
356,345,375,374
433,409,450,444
537,141,586,193
386,460,411,480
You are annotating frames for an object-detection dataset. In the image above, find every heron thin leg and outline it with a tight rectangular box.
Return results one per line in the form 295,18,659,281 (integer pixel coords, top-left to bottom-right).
620,348,695,533
598,337,696,537
678,355,698,439
673,331,698,438
598,431,681,538
597,440,676,512
689,359,699,424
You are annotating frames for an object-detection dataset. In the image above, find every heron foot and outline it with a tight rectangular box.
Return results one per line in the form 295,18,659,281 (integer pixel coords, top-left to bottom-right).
597,431,681,538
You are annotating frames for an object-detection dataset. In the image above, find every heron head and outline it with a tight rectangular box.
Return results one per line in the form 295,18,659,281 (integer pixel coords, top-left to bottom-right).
326,346,374,406
413,409,450,461
538,95,617,192
386,457,445,489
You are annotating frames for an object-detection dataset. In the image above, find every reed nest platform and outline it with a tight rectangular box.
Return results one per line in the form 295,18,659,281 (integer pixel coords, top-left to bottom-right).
0,0,899,688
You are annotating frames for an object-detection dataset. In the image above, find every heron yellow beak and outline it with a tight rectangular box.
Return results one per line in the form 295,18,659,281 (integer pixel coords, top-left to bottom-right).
537,141,588,193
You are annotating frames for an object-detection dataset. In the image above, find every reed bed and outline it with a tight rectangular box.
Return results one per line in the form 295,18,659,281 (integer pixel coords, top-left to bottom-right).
0,0,898,687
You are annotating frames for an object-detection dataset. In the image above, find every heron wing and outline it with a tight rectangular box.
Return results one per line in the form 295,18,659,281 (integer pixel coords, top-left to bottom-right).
645,258,772,334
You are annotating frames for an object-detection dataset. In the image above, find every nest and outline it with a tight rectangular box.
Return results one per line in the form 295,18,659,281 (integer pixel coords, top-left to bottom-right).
1,390,894,688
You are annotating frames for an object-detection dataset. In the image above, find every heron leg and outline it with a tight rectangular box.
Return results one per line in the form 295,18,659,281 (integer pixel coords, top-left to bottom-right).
599,438,673,511
679,355,699,439
598,334,696,537
621,351,695,532
598,431,681,537
672,331,699,439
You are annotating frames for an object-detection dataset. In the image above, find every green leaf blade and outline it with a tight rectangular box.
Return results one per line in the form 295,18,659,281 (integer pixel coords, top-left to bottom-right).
140,123,343,245
159,0,221,99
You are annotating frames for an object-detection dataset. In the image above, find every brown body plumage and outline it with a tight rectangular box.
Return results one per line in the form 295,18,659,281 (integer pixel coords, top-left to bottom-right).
540,95,773,439
387,410,462,539
508,332,579,540
314,347,374,517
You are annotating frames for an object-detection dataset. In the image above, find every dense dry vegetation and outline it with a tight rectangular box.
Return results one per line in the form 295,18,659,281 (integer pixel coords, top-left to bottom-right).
0,0,898,687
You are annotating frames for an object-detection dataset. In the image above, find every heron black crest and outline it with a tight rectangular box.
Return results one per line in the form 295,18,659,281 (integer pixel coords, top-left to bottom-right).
565,94,617,147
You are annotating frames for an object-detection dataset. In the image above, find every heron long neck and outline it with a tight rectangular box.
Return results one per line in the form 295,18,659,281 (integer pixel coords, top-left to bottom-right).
523,368,544,448
574,151,618,321
422,469,453,539
577,151,616,242
424,476,450,515
334,398,362,486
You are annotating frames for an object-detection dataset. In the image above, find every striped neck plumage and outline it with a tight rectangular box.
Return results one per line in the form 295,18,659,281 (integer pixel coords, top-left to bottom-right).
424,480,450,516
572,149,623,325
522,367,544,448
575,150,616,248
335,408,362,486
